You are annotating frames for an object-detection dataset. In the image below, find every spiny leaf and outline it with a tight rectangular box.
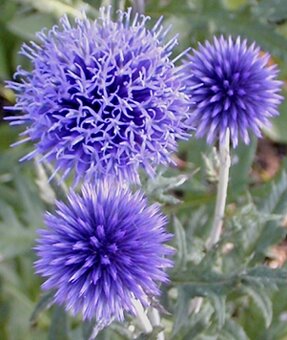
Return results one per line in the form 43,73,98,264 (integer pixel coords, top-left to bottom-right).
174,266,287,296
173,303,214,340
144,172,192,205
145,173,189,194
172,286,190,336
209,294,226,329
174,269,238,297
222,319,249,340
202,147,220,183
229,137,257,195
228,201,281,256
241,284,273,327
249,170,287,260
260,170,287,215
244,266,287,285
172,216,187,272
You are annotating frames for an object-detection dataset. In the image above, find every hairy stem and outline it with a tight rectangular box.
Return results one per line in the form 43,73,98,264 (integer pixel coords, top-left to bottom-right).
206,129,231,249
190,130,231,316
132,299,153,334
148,308,164,340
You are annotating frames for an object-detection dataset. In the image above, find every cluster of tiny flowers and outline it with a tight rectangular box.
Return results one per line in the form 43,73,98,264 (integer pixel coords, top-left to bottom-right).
7,7,191,184
35,180,173,323
187,36,283,147
7,4,284,330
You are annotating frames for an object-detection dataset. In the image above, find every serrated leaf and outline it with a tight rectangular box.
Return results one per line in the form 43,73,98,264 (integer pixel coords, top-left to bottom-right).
209,294,226,329
172,286,190,336
172,300,214,339
145,173,189,195
245,266,287,285
172,216,187,272
144,172,192,206
229,201,281,256
250,169,287,259
223,319,249,340
260,170,287,214
242,284,273,327
202,147,220,183
173,266,287,295
229,137,257,195
186,205,209,234
184,303,214,339
175,268,238,297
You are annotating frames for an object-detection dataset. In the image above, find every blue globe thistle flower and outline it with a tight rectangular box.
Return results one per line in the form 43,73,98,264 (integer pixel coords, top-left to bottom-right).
35,180,173,323
187,36,283,147
7,7,191,183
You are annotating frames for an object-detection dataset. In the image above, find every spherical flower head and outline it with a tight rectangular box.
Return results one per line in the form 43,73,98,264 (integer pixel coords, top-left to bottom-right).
187,36,283,147
7,7,191,184
35,180,173,323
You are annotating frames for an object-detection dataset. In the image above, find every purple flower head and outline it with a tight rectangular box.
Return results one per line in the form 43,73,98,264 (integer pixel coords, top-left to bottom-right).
7,7,191,184
187,36,283,147
35,180,173,323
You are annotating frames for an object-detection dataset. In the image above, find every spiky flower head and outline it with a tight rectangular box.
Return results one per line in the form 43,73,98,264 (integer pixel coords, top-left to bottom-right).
35,180,172,323
187,36,283,147
7,7,191,183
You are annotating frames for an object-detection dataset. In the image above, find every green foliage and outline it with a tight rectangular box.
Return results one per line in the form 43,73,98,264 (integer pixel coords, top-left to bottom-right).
1,0,287,339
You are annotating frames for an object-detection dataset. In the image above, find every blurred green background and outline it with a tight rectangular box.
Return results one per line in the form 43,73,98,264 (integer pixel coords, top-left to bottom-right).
2,1,287,339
